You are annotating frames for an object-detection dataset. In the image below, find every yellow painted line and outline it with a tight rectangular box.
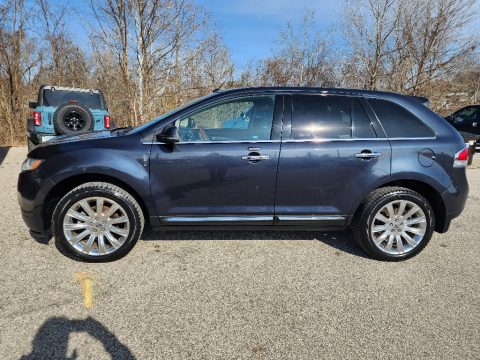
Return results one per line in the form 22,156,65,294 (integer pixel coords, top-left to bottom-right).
75,272,94,309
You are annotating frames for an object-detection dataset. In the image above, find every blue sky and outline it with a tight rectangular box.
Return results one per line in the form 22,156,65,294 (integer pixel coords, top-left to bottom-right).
68,0,343,71
58,0,479,72
196,0,342,71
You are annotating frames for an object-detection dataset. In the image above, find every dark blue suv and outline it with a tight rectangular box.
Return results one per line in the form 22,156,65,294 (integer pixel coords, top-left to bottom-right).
17,87,470,262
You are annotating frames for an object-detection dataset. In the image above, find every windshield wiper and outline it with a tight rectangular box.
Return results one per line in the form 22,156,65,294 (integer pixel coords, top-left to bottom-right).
111,126,133,135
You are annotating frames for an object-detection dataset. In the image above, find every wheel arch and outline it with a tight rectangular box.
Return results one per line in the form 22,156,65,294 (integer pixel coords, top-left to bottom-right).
43,173,150,231
350,178,447,233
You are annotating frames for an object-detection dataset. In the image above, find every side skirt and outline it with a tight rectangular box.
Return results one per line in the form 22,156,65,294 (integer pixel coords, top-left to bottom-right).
150,215,347,231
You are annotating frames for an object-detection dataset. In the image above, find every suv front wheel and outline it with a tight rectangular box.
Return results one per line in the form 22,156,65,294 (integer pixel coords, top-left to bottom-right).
52,182,144,261
352,187,434,261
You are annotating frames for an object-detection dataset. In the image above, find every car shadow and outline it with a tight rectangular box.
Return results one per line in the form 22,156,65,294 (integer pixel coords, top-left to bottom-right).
20,316,135,359
0,146,10,166
30,229,367,260
141,229,368,259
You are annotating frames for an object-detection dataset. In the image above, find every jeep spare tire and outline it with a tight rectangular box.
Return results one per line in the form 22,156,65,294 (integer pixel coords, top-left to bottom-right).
53,103,94,135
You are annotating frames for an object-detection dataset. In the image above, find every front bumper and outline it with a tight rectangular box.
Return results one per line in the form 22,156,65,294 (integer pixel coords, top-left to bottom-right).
17,169,55,233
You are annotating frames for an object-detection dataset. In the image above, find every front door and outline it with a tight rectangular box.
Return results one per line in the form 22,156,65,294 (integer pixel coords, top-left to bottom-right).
274,94,391,226
149,94,282,225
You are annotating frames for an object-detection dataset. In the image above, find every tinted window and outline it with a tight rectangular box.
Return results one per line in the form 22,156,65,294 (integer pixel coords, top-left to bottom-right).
176,96,275,142
352,99,376,138
43,89,104,109
291,95,375,139
452,106,479,125
368,99,434,138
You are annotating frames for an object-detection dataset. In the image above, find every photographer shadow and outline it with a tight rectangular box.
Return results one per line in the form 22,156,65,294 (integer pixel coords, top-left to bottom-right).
20,316,135,359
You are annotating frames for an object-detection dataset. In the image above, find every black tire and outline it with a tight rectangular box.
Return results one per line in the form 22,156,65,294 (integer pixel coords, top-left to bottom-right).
352,186,435,261
27,136,35,152
52,182,144,262
53,103,94,135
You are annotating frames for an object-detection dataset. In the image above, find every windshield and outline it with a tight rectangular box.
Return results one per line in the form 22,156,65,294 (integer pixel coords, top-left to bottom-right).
127,93,217,135
452,107,478,122
43,89,104,109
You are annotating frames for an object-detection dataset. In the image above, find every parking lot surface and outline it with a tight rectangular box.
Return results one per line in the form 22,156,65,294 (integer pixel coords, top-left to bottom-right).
0,147,479,359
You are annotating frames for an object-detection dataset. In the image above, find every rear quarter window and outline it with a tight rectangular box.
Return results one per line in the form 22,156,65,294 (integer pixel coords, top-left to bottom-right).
368,98,434,138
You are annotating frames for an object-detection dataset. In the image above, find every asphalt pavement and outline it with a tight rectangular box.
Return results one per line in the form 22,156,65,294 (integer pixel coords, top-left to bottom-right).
0,147,478,359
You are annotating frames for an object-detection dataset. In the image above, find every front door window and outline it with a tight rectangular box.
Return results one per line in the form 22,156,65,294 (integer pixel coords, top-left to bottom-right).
176,96,275,142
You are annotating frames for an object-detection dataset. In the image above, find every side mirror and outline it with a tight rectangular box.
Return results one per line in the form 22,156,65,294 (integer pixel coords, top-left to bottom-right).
156,126,179,143
29,101,37,109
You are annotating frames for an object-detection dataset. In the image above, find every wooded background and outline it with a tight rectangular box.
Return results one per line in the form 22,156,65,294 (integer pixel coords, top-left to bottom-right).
0,0,479,146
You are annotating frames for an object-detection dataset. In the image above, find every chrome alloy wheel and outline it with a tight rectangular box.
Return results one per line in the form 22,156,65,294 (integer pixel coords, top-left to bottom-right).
370,200,427,255
63,197,130,256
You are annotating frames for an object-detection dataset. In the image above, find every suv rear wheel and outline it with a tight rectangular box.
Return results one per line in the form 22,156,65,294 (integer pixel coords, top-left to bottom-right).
352,187,434,261
52,182,144,261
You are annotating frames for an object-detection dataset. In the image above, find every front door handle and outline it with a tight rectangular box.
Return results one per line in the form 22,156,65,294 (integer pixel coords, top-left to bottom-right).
354,152,381,159
241,154,270,161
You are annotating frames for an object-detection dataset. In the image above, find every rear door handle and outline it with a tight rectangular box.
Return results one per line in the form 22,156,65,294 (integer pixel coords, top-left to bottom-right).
354,152,381,159
241,155,270,161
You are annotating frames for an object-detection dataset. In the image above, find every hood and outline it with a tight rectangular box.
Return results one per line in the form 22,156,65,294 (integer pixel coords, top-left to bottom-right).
43,130,113,145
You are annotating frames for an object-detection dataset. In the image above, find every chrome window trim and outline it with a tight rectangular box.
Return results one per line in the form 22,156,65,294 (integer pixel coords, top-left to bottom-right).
142,139,282,145
143,137,437,145
280,136,436,143
388,136,438,140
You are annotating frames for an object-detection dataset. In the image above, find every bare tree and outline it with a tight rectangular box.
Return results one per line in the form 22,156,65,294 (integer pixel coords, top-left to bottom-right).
395,0,477,94
341,0,477,98
36,0,90,87
342,0,402,89
248,10,337,87
0,0,40,145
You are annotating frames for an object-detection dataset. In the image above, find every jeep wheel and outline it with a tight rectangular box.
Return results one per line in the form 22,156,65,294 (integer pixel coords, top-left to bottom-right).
52,182,144,262
53,103,94,135
352,187,434,261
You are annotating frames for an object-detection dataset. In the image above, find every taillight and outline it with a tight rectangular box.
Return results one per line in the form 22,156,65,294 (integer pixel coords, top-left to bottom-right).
33,112,41,126
453,145,469,168
104,115,111,129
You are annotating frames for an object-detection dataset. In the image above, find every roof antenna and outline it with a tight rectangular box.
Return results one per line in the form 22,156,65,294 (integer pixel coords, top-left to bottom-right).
213,79,228,93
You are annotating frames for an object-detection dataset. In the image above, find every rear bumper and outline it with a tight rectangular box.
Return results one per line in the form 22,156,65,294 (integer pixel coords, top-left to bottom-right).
438,168,469,233
28,132,56,146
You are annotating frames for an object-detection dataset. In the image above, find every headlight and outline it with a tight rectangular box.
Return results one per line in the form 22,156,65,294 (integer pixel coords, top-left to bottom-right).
21,158,44,171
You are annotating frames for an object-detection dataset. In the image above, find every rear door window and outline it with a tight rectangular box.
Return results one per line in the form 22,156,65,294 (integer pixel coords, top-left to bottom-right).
368,99,434,138
290,95,376,139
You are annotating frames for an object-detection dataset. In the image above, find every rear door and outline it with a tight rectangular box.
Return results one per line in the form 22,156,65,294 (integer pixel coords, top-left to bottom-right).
274,94,391,226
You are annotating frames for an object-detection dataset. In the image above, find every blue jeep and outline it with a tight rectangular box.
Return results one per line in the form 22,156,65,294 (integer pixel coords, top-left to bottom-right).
27,85,114,150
